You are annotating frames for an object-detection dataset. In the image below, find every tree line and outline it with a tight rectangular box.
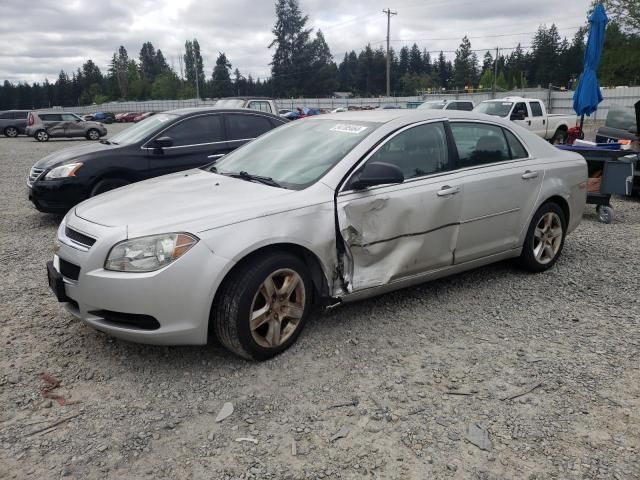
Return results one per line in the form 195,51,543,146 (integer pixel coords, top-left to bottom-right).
0,0,638,111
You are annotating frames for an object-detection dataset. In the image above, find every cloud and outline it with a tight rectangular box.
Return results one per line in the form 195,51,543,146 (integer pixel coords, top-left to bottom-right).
0,0,592,84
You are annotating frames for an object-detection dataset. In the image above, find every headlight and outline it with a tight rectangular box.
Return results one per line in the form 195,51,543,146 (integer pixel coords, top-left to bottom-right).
104,233,199,272
44,163,83,180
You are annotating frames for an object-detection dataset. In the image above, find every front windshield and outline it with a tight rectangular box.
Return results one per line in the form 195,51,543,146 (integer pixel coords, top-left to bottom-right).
213,119,379,189
605,106,636,130
214,99,244,108
418,102,445,110
475,101,513,117
108,113,178,146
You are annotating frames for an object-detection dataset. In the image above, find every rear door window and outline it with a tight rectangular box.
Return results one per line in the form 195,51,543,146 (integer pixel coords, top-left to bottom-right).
12,111,28,119
161,114,224,147
247,101,273,113
504,129,529,159
226,114,273,141
530,101,544,117
450,122,511,167
40,114,63,121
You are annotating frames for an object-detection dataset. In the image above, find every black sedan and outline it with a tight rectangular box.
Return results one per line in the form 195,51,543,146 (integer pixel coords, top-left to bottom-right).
28,108,287,213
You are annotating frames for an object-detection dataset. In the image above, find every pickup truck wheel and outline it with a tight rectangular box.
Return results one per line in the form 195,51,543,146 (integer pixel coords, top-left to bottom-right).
4,126,18,138
518,202,566,273
34,130,49,142
552,129,568,145
90,178,130,196
211,252,312,360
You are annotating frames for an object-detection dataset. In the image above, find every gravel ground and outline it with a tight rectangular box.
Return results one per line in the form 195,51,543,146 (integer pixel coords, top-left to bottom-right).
1,126,639,480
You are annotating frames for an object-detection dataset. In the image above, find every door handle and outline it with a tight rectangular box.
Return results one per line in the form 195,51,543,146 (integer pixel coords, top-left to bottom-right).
207,154,225,159
527,120,531,126
437,185,460,197
522,170,539,180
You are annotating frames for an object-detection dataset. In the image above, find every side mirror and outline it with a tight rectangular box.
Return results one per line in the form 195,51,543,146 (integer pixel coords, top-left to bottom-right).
153,136,174,149
511,111,526,121
350,162,404,190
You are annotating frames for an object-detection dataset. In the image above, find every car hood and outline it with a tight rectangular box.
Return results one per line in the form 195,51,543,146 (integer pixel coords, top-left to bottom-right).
74,169,299,236
33,142,116,169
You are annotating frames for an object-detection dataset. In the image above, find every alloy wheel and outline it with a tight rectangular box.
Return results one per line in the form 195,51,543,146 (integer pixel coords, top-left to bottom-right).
88,130,100,140
249,268,306,348
533,212,563,264
5,127,18,137
36,131,48,141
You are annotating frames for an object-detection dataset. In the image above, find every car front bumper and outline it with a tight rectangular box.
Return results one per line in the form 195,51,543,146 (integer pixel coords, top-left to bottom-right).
48,214,230,345
29,178,90,213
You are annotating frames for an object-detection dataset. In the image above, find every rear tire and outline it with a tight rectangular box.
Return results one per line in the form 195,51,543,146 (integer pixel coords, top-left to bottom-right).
86,129,100,140
211,252,312,360
90,178,130,196
518,202,566,272
34,130,49,142
4,126,18,138
551,129,568,145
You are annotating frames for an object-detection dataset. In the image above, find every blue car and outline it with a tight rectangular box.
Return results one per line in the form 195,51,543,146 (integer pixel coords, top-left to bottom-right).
91,112,115,124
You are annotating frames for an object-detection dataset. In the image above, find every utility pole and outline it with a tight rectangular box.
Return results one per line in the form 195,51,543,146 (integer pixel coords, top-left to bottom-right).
492,46,499,98
383,8,397,98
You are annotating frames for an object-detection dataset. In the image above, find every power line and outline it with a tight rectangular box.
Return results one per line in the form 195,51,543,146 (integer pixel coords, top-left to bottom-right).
386,25,584,43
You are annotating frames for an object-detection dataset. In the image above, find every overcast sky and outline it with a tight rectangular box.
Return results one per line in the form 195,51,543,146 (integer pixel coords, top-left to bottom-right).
0,0,592,84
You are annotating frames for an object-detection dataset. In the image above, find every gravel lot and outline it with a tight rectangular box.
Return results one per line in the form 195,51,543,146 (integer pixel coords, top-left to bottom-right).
1,125,639,480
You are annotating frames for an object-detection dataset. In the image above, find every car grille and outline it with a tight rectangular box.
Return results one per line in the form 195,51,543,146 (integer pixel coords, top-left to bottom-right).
59,259,80,281
28,167,45,186
65,227,96,249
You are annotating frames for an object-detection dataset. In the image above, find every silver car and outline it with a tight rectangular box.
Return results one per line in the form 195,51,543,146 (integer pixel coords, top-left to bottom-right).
26,111,107,142
48,110,587,360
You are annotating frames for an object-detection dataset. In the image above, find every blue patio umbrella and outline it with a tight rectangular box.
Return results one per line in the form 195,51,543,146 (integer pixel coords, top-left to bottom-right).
573,3,608,129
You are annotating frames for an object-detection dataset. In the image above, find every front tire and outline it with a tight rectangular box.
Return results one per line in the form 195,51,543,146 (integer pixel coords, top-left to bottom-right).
518,202,566,272
211,252,312,360
86,129,101,140
4,126,18,138
90,178,130,196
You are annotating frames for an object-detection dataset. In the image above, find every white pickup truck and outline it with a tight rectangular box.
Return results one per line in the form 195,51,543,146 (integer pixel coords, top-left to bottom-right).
213,97,278,115
475,97,575,144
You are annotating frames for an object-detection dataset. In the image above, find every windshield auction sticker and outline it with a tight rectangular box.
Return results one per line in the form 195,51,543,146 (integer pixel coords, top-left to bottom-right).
330,124,368,134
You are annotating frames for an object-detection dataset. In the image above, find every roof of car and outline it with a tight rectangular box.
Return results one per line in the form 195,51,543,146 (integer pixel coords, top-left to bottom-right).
164,107,282,118
311,109,515,125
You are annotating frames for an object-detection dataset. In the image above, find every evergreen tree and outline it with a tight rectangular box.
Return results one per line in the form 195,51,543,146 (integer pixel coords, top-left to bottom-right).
398,46,410,76
452,36,478,89
269,0,312,96
408,43,422,74
211,52,234,97
422,50,432,76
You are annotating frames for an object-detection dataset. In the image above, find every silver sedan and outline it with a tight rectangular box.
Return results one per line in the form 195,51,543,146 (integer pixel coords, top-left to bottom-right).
48,110,587,360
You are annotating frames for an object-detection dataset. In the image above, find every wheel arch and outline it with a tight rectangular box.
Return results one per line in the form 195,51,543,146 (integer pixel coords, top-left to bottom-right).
89,169,137,194
212,242,331,310
543,194,570,225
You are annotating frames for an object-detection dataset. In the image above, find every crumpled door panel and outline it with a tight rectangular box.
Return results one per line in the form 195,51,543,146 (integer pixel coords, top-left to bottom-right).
337,181,462,293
